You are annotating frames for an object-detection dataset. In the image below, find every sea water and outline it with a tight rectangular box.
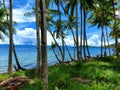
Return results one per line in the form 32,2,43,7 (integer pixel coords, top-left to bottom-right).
0,45,113,73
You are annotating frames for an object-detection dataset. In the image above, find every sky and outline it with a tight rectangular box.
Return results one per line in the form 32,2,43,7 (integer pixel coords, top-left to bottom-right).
0,0,117,46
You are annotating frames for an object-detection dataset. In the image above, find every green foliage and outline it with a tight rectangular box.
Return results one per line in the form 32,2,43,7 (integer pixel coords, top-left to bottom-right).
19,79,43,90
12,70,25,77
1,56,120,90
0,74,9,82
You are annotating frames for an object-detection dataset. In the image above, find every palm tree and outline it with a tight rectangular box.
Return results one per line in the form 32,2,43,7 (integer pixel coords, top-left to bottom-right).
8,0,13,75
2,0,25,71
35,0,41,78
0,2,9,40
56,0,65,63
88,0,112,57
111,0,119,59
65,0,80,60
40,0,48,89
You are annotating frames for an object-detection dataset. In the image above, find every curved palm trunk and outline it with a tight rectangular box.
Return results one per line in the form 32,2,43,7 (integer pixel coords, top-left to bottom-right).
8,0,13,75
68,23,76,60
35,0,41,78
105,26,111,56
57,0,65,63
13,44,25,71
49,31,63,61
41,0,48,89
52,48,61,63
64,42,73,61
84,10,90,58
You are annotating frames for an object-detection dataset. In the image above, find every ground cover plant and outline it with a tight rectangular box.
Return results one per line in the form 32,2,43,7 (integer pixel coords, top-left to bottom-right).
0,56,120,90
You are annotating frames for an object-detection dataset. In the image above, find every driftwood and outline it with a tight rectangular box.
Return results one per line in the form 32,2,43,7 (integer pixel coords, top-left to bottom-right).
72,77,92,84
0,76,29,90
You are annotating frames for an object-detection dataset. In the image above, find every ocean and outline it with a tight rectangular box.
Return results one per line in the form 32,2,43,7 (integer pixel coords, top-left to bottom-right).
0,45,113,73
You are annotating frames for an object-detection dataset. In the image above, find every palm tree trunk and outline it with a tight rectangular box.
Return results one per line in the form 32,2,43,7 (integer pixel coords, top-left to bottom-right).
76,0,79,60
41,0,48,89
80,2,83,60
35,0,41,78
84,10,90,58
49,31,63,60
68,23,76,60
83,8,86,60
105,26,111,56
13,43,25,70
101,26,104,57
8,0,13,75
52,48,61,63
57,0,65,63
103,29,106,56
64,42,73,61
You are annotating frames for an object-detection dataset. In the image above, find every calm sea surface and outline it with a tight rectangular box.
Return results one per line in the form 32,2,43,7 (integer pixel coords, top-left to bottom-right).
0,45,113,73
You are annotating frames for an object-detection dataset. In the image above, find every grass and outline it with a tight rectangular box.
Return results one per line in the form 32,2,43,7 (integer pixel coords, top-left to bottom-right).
1,56,120,90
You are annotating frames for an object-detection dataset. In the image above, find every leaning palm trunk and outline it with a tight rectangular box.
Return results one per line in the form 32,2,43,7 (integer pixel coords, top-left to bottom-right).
13,43,25,71
49,31,63,62
68,24,76,60
105,26,111,56
8,0,13,75
41,0,48,89
35,0,41,78
52,48,61,63
57,0,65,63
64,42,73,61
84,10,90,58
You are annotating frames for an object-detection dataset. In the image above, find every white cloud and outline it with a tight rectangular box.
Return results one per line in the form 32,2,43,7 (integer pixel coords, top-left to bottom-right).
0,28,116,46
4,0,35,23
13,2,35,23
115,10,120,16
87,34,101,46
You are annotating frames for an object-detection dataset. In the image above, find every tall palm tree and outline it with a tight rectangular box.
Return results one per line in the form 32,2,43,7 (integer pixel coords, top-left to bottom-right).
111,0,119,59
35,0,41,78
88,0,112,57
40,0,48,89
8,0,13,75
56,0,65,63
65,0,80,60
2,0,25,71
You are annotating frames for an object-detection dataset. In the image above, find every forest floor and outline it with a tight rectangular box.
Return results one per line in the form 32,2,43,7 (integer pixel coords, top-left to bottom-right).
0,56,120,90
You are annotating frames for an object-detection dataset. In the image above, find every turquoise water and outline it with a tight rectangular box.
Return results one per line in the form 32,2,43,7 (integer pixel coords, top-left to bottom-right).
0,45,113,73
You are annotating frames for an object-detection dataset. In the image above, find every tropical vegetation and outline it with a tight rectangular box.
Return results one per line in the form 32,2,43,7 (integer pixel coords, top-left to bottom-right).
0,0,120,90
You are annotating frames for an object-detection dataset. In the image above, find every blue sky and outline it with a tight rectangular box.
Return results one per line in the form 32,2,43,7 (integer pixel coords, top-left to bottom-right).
0,0,117,46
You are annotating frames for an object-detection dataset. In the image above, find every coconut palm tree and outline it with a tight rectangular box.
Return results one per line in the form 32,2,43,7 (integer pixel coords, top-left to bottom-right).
40,0,48,89
88,0,112,57
111,0,119,59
